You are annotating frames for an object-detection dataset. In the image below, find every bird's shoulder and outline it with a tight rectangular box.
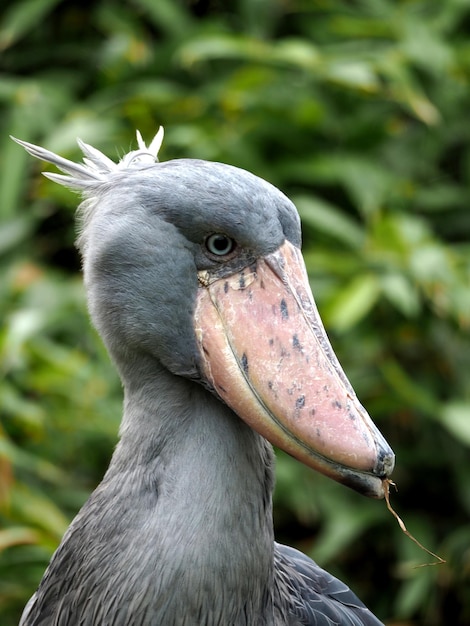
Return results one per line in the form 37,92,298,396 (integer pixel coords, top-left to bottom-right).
273,543,384,626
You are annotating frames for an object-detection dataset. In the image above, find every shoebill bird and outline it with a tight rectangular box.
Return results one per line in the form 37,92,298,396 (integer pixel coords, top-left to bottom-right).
14,129,394,625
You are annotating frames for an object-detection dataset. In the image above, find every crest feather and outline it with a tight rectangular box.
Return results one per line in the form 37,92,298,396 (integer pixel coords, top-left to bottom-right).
11,127,165,192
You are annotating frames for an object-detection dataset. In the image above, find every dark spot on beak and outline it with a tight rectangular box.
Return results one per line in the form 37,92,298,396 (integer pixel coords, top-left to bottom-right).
295,395,305,410
241,353,249,376
239,273,246,289
333,400,343,410
280,299,288,320
224,281,229,294
347,405,356,421
292,334,302,351
294,394,305,419
269,338,274,346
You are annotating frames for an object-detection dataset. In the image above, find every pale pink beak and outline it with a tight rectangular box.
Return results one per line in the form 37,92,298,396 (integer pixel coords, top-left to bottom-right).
194,240,394,498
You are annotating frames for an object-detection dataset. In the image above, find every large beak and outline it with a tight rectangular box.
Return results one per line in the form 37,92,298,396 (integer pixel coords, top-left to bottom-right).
194,240,395,498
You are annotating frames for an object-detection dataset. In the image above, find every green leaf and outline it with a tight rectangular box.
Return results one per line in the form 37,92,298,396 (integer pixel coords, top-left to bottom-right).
324,60,380,92
440,402,470,446
0,0,62,50
294,194,364,249
325,274,380,332
380,359,438,417
307,154,397,216
10,486,70,539
0,217,34,253
0,527,40,550
179,35,271,67
132,0,193,38
381,272,421,317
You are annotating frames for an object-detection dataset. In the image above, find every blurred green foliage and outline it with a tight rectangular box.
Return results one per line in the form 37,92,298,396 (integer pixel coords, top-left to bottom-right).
1,0,470,624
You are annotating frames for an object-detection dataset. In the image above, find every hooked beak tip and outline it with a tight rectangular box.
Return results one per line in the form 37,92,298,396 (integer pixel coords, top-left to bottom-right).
346,445,395,498
377,447,396,477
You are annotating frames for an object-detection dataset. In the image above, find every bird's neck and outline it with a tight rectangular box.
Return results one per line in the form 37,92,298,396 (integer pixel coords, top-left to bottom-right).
104,354,277,623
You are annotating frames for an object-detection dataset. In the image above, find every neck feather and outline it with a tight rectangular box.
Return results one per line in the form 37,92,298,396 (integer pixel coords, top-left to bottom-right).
80,354,276,623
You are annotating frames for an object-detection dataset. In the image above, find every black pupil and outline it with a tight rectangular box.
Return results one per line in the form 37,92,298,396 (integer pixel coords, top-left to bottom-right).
210,235,232,254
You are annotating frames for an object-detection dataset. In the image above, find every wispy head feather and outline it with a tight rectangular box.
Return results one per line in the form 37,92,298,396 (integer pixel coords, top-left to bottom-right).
12,128,165,255
11,127,165,192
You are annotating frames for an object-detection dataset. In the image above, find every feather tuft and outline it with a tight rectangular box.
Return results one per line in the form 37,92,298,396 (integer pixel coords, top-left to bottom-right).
119,127,165,168
10,127,165,192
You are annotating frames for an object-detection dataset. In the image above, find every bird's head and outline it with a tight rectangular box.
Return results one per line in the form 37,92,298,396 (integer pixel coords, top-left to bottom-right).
13,129,394,498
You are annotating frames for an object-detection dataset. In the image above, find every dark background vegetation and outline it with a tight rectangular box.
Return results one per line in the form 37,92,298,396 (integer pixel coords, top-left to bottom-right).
1,1,469,624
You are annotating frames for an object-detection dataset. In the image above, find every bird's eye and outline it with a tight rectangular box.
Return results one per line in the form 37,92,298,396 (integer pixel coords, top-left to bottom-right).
205,233,236,258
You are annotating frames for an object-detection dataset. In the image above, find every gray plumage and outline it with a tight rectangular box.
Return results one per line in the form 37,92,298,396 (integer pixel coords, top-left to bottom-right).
14,131,386,626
